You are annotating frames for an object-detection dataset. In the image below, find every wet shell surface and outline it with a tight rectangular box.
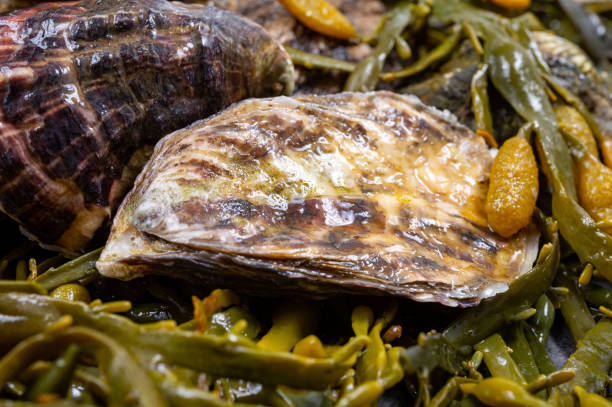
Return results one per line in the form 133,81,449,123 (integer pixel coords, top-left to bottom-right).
405,32,612,142
97,91,539,307
532,31,612,145
0,0,293,253
200,0,387,94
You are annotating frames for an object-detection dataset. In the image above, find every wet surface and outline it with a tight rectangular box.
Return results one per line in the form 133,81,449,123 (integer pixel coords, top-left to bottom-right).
99,91,539,306
0,0,292,252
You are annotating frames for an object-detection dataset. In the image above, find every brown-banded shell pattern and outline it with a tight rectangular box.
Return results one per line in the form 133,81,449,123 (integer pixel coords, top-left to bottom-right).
0,0,294,253
98,91,539,307
202,0,387,94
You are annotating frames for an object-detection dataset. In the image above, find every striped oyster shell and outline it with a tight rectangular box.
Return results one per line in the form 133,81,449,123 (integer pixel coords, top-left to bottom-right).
0,0,294,253
97,91,539,307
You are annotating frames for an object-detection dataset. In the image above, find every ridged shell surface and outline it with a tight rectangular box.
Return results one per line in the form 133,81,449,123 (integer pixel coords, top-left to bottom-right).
98,91,539,307
0,0,294,252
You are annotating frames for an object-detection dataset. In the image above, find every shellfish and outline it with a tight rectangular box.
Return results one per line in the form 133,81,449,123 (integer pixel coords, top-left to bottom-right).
405,32,612,142
97,91,539,307
205,0,387,94
0,0,294,253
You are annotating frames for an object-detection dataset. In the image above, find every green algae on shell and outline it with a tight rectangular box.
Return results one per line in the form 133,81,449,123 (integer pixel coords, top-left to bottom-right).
98,91,539,307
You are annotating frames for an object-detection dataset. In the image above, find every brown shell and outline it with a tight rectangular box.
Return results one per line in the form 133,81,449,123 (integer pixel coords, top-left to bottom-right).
97,91,539,307
0,0,293,253
531,31,612,148
203,0,387,94
404,33,612,142
0,1,36,13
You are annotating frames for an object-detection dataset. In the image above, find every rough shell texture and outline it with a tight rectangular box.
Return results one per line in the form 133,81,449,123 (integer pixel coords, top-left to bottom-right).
402,40,523,139
97,91,539,307
531,31,612,146
405,33,612,143
0,0,293,253
203,0,388,94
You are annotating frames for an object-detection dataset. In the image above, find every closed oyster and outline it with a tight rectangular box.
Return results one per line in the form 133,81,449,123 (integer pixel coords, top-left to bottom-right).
197,0,387,94
0,0,293,253
405,32,612,142
532,31,612,144
97,92,539,307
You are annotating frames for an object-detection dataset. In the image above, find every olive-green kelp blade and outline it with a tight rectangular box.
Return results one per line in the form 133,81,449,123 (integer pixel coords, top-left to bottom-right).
98,92,539,307
405,31,612,143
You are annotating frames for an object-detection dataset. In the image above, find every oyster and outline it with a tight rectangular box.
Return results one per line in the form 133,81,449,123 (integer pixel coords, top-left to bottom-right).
200,0,387,94
97,91,539,307
532,31,612,143
405,32,612,142
0,0,293,253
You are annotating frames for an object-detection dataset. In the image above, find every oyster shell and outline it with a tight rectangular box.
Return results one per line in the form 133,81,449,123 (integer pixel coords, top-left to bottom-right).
97,91,539,307
532,31,612,145
199,0,387,94
404,32,612,142
0,0,293,253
